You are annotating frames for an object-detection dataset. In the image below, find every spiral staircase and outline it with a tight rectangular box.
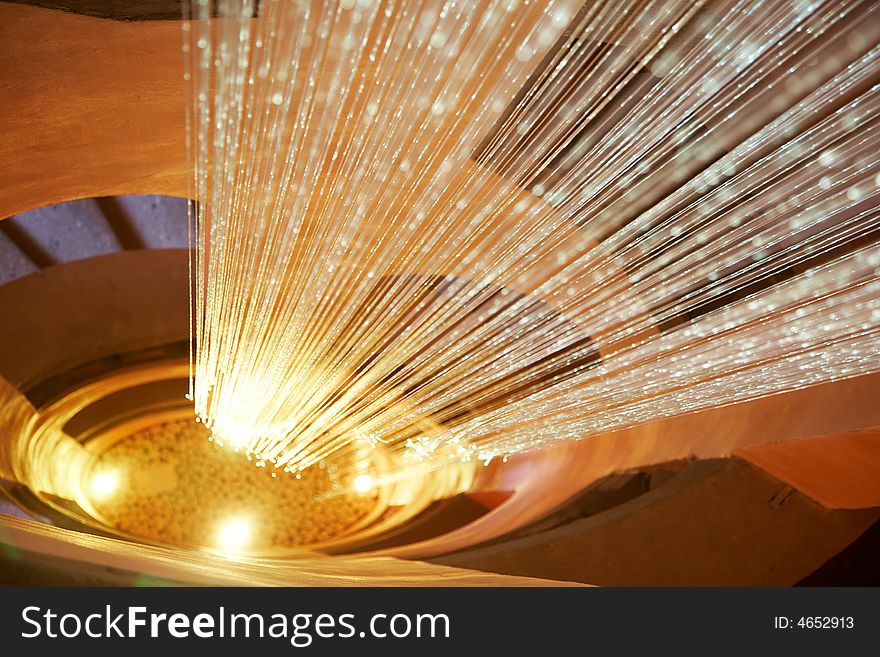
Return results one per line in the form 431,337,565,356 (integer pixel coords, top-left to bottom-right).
1,1,879,586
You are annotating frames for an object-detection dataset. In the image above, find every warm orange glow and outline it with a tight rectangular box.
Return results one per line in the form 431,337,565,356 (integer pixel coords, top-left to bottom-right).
353,474,374,494
90,471,119,499
216,517,252,551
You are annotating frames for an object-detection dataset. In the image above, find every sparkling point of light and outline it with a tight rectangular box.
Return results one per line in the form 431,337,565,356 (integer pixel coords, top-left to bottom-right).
90,472,119,499
216,518,252,551
353,474,374,493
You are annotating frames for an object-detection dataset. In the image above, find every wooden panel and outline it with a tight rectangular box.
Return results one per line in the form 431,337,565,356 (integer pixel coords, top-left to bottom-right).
0,4,187,219
0,250,189,389
0,514,581,586
390,372,880,558
738,429,880,509
432,459,880,586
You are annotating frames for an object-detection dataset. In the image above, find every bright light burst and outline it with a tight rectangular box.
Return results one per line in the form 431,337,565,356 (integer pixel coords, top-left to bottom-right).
89,471,119,499
185,0,880,476
353,474,375,494
216,517,252,552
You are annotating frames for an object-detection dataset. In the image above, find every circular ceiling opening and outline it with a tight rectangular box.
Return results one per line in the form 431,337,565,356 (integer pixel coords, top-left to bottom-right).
84,417,381,551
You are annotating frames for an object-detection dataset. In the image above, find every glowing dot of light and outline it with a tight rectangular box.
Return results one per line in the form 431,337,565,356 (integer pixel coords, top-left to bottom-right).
353,474,374,493
216,518,252,551
90,472,119,499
